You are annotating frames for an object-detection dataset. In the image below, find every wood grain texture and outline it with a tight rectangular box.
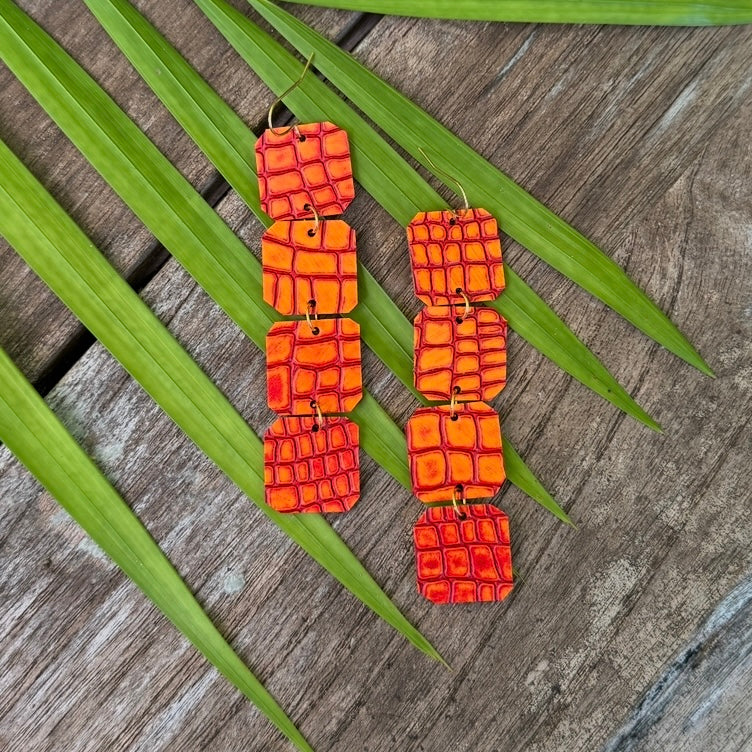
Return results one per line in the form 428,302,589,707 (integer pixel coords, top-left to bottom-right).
1,6,751,752
602,576,752,751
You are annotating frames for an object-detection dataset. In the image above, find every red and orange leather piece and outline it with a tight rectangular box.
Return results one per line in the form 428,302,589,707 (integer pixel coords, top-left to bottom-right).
264,416,360,514
406,208,505,305
255,121,355,221
414,504,513,604
258,120,361,514
414,305,508,402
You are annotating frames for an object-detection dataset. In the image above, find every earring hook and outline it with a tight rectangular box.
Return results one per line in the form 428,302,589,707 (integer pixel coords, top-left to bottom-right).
267,53,315,136
418,147,470,215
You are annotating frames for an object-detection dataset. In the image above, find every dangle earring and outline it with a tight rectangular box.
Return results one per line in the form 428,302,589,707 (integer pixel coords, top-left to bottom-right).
258,56,362,514
406,152,513,604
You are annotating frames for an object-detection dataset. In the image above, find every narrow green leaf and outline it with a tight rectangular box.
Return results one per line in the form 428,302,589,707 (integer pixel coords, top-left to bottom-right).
247,0,712,379
0,135,442,665
502,438,574,526
277,0,752,25
195,0,660,434
0,347,313,752
83,0,570,520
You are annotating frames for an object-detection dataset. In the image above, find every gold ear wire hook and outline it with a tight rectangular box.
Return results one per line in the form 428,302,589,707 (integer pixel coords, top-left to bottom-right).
267,53,315,136
418,147,470,216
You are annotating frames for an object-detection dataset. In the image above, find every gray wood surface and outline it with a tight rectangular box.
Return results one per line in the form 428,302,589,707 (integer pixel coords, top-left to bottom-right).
1,3,751,751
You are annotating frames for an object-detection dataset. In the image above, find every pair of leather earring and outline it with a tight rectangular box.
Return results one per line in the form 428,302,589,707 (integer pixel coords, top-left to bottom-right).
257,59,512,605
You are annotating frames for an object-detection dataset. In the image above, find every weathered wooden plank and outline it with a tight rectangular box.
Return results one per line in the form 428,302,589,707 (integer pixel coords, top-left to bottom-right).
0,0,357,387
1,10,751,752
602,574,752,752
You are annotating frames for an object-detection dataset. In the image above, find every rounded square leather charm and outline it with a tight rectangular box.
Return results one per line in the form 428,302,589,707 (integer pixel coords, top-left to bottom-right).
414,306,507,401
264,416,360,513
266,318,362,415
262,219,358,316
255,122,355,220
414,504,513,604
406,402,505,502
406,208,505,305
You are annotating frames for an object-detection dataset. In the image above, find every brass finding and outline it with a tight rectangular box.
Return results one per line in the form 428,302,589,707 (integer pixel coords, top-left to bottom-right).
304,202,320,236
418,147,470,218
310,399,324,426
457,289,471,320
305,299,319,334
267,53,315,136
452,485,467,518
449,386,460,418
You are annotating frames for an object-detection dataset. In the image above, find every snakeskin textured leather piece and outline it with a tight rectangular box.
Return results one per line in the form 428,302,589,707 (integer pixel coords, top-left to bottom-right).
414,504,513,604
414,306,507,401
255,121,355,220
264,416,360,513
406,402,506,502
406,208,505,305
262,219,358,315
266,318,362,415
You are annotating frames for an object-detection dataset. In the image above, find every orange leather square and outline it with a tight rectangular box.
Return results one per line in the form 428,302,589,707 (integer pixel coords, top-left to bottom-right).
406,402,505,502
266,318,362,415
414,504,513,604
262,219,358,315
255,121,355,220
407,208,505,305
264,415,360,513
414,306,507,401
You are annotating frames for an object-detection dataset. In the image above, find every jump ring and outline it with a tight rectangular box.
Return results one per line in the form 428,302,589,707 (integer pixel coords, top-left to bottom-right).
452,485,467,519
305,300,319,334
304,202,320,236
310,399,324,426
456,288,471,320
449,385,461,418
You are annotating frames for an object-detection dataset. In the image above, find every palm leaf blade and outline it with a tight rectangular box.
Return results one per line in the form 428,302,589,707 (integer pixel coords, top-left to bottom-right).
0,347,313,752
280,0,752,26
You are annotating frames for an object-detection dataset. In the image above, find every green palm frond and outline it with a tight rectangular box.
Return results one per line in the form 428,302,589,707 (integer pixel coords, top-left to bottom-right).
0,345,313,752
278,0,752,25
